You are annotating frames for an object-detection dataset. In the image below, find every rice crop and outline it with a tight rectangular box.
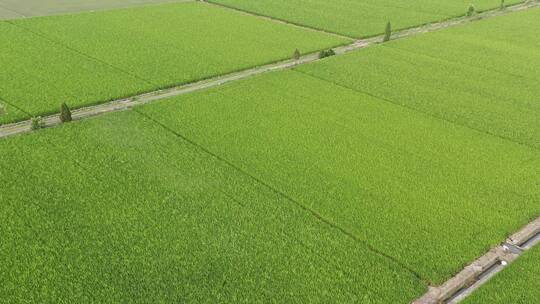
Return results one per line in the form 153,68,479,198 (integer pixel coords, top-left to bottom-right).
295,7,540,149
0,2,347,125
209,0,524,38
137,70,540,284
463,244,540,303
0,111,425,303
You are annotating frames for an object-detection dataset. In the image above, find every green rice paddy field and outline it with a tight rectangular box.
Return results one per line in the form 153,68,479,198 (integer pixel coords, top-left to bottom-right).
464,244,540,304
138,69,539,285
296,7,540,149
0,1,347,124
0,111,425,303
1,1,539,303
209,0,524,38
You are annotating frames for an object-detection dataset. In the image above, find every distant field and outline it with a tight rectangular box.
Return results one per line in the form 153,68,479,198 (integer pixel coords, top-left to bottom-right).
0,5,21,19
138,70,540,284
463,244,540,303
296,7,540,149
0,111,425,302
0,0,186,19
0,2,347,124
209,0,524,38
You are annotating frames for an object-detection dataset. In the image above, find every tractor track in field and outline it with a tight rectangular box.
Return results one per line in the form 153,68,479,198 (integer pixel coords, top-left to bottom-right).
0,0,539,140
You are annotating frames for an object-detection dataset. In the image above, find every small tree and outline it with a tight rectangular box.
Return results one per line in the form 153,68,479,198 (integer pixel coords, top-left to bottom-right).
383,21,392,42
31,116,43,130
467,4,476,16
60,103,72,123
293,49,301,60
500,0,505,9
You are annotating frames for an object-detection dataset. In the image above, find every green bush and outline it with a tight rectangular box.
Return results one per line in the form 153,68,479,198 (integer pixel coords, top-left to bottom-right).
383,22,392,42
318,49,336,59
60,103,72,123
31,116,44,130
467,4,476,16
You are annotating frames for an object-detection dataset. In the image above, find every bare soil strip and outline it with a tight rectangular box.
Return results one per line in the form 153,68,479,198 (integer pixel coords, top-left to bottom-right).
1,1,538,139
0,3,26,18
0,0,192,20
414,216,540,304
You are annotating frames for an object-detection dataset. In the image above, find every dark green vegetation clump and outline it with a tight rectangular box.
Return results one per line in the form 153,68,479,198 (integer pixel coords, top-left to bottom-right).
318,49,336,59
467,4,477,16
383,21,392,42
60,103,72,123
293,48,301,60
30,116,43,130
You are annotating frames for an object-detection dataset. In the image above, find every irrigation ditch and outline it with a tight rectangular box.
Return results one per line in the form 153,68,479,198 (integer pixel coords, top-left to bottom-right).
414,216,540,303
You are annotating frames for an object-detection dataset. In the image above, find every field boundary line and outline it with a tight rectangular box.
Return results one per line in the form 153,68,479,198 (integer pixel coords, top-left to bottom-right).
0,95,31,117
134,108,424,284
5,21,157,86
202,0,528,40
293,67,540,153
413,216,540,304
200,0,356,40
1,0,539,139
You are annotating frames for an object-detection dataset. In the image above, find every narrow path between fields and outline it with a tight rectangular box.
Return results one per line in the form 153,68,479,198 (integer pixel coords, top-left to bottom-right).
1,1,538,139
